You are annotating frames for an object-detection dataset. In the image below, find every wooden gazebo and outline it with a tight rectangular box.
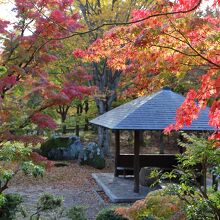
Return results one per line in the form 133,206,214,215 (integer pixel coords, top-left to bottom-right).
90,87,214,193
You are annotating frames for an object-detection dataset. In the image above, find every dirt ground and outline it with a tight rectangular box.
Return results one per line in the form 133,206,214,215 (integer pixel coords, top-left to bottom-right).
7,160,115,220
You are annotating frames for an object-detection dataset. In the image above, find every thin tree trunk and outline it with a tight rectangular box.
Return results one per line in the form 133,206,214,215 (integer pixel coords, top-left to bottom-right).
56,105,70,135
84,99,89,131
75,103,83,137
75,125,80,136
62,123,67,134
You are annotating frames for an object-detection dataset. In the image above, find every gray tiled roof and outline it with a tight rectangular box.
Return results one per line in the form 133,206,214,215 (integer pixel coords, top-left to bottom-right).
90,88,215,131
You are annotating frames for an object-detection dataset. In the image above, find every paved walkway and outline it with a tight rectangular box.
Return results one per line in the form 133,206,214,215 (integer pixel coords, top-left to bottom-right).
92,173,161,203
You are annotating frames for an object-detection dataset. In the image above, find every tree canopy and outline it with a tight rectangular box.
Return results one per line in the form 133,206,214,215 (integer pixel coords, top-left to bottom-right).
73,0,220,144
0,0,219,145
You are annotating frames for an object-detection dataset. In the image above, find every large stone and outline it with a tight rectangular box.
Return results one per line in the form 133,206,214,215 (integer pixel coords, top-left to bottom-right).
139,167,160,187
40,136,83,160
78,142,105,169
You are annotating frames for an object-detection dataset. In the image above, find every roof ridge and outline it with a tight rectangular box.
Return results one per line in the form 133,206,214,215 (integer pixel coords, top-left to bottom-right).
115,90,163,127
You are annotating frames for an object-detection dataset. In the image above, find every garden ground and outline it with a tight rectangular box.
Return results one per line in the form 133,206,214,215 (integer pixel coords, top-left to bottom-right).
7,160,116,220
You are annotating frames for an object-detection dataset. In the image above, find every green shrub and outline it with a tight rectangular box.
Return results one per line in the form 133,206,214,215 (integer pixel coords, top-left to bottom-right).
0,193,24,220
174,133,220,219
67,206,87,220
96,208,128,220
90,154,105,169
37,193,63,211
30,193,64,219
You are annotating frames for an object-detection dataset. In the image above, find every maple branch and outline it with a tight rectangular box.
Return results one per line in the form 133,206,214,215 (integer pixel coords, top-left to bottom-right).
30,1,68,32
0,169,19,193
19,102,56,129
49,0,202,41
163,31,187,45
167,16,220,69
2,19,27,65
22,39,51,69
180,33,220,68
150,44,199,57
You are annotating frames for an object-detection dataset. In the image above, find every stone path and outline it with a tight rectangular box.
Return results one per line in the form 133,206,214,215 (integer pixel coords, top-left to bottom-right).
92,173,161,203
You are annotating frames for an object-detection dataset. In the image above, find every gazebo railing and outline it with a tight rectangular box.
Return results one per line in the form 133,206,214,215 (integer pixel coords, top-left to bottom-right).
115,153,206,186
115,154,178,176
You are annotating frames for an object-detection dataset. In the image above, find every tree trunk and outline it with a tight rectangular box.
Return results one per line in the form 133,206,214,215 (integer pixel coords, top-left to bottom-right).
62,123,67,134
84,99,89,131
56,105,69,135
75,103,83,137
95,97,114,155
61,112,67,134
93,63,122,155
98,126,110,155
75,125,80,136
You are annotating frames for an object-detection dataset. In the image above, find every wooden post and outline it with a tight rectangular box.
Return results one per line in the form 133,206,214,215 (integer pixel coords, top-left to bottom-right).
212,174,218,191
179,134,184,154
159,132,164,154
134,130,140,193
114,130,120,177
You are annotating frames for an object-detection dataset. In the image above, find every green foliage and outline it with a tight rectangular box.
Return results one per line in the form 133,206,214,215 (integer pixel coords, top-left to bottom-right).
37,193,63,212
96,208,128,220
80,130,97,143
29,193,66,219
91,154,106,169
139,167,161,187
177,133,220,171
0,194,6,207
0,141,32,161
0,193,24,220
27,92,44,109
67,205,87,220
161,133,220,220
0,66,7,76
0,169,13,182
21,161,44,177
0,142,45,194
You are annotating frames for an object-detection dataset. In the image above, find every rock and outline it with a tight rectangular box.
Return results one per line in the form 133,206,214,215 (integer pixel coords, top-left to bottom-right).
78,142,105,169
139,167,160,187
40,136,83,160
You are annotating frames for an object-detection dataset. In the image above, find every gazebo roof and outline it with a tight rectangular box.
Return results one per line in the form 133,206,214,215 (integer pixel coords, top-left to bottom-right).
90,87,215,131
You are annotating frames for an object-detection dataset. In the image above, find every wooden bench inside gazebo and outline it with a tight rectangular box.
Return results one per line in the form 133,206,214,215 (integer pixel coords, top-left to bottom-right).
90,87,215,193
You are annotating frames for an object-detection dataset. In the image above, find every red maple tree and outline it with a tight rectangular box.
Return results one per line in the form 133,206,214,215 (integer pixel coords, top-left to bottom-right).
73,0,220,145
